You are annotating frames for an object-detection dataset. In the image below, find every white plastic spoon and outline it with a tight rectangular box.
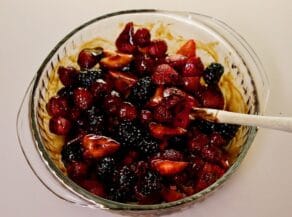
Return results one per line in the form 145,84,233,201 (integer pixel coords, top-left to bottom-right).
190,107,292,132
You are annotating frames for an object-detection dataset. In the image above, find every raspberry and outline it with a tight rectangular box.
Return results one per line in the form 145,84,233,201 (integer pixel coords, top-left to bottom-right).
128,76,155,107
73,87,93,110
134,54,154,75
90,79,110,99
46,96,69,117
49,116,71,135
119,102,137,121
153,105,172,123
103,93,122,115
203,63,224,85
151,64,179,85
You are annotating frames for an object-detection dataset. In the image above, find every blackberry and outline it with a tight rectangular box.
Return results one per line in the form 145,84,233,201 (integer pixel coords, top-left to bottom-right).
140,171,162,196
61,143,83,164
168,136,187,150
108,166,137,202
116,121,142,148
96,157,116,180
194,119,216,134
215,123,239,140
128,76,155,107
119,166,137,189
77,69,104,87
84,106,105,134
137,136,159,155
203,63,224,85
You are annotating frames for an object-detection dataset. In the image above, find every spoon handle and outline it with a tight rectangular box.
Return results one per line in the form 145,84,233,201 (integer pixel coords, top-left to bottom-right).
190,108,292,132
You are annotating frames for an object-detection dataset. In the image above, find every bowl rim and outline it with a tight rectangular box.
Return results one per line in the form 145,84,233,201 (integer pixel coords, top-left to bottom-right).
29,9,265,210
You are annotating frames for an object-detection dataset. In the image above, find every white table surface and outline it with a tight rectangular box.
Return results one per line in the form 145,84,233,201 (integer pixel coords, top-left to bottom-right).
1,0,292,216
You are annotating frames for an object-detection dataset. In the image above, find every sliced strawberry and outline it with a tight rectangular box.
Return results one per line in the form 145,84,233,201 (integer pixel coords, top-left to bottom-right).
100,53,133,69
198,86,224,109
152,64,179,85
165,54,188,69
201,145,229,168
151,159,188,176
182,76,202,93
182,57,204,77
82,134,120,159
108,71,137,95
177,39,196,58
161,187,184,202
148,86,164,107
149,122,187,139
115,22,136,54
148,40,168,57
79,179,106,197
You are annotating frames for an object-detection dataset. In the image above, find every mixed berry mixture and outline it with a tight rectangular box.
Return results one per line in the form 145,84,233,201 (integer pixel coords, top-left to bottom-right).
46,22,239,204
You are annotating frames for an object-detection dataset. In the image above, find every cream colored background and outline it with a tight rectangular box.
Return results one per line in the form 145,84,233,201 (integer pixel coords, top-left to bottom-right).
1,0,292,216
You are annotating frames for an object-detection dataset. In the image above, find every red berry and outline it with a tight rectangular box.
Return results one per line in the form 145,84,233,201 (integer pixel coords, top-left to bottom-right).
198,86,224,109
153,105,172,123
165,54,188,69
115,22,136,54
149,122,187,140
182,76,202,93
152,64,179,85
182,57,204,77
73,87,93,110
177,39,196,58
134,54,154,75
173,106,191,128
77,47,103,69
49,116,71,135
103,93,122,114
161,188,184,202
90,79,110,99
140,110,153,124
133,28,151,47
210,131,227,147
159,149,184,161
148,86,164,107
57,66,78,86
188,131,209,153
79,179,106,197
151,159,188,176
119,102,137,121
82,134,120,159
108,71,137,95
46,96,69,117
66,162,88,179
148,40,167,57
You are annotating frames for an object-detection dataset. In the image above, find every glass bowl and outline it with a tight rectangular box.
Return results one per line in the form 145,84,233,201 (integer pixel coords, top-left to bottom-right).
17,9,269,215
